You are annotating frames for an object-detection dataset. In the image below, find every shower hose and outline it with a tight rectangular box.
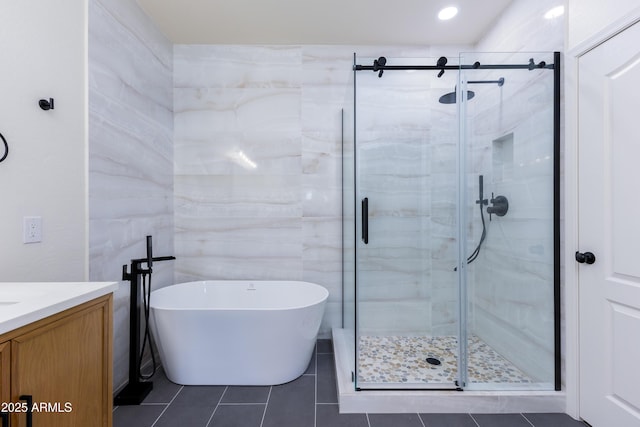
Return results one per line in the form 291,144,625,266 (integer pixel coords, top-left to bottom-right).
139,272,158,380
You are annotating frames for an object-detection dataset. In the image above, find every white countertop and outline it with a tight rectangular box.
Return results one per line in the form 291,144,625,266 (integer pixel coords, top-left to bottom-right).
0,281,118,335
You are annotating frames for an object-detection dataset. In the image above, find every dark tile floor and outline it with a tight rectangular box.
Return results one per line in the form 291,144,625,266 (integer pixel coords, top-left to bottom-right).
113,339,588,427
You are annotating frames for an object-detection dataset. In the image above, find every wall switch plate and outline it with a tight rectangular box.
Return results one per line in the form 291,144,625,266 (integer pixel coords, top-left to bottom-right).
23,216,42,243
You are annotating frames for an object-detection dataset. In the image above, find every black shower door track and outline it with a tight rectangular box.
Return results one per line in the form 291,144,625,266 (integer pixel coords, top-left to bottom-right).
353,61,555,72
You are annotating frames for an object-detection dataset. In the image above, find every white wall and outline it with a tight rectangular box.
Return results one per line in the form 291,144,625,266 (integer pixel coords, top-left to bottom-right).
89,0,174,391
567,0,640,51
0,1,88,281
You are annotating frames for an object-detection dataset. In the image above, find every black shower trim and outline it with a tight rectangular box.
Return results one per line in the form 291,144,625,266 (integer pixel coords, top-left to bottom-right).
552,51,561,392
354,56,554,78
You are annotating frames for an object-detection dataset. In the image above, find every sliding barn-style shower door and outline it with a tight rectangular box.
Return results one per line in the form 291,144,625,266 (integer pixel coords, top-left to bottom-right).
353,56,461,390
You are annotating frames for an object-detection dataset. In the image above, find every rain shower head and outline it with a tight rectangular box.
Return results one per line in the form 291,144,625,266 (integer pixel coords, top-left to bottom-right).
438,77,504,104
439,89,475,104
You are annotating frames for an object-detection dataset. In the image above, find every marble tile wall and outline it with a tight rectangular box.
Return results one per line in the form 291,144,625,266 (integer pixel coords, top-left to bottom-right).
88,0,174,391
174,45,465,337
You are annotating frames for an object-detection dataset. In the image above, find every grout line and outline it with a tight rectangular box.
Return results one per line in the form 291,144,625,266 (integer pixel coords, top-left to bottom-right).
259,386,272,427
521,413,536,427
314,342,318,427
204,386,228,427
150,385,183,427
468,414,481,427
218,402,269,406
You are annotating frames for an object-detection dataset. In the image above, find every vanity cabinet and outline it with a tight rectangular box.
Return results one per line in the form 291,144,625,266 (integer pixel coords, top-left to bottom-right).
0,294,112,427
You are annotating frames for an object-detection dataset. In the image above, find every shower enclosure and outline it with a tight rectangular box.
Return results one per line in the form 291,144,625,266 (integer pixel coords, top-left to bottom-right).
340,52,559,392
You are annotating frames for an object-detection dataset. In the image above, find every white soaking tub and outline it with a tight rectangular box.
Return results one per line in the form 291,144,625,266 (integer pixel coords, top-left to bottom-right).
149,280,328,385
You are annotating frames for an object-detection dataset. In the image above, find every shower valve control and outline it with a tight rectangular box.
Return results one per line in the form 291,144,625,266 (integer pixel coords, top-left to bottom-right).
486,194,509,220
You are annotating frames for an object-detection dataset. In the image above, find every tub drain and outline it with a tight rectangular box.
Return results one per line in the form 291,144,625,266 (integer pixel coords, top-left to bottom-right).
426,357,442,366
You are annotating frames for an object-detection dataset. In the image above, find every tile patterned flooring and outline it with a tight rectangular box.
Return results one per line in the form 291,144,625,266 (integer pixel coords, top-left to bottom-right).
358,335,532,385
113,339,587,427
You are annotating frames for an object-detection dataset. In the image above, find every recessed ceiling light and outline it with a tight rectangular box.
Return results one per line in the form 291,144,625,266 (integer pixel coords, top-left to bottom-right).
544,5,565,19
438,6,458,21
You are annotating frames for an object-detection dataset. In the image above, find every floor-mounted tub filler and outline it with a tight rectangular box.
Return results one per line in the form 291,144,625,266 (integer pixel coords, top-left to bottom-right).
149,280,328,385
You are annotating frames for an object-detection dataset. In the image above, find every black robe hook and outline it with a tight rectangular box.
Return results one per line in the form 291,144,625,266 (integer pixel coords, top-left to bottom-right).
0,132,8,163
39,98,54,110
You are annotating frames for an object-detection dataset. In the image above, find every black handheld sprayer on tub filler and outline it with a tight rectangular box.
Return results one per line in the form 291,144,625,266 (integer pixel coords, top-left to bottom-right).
114,236,175,406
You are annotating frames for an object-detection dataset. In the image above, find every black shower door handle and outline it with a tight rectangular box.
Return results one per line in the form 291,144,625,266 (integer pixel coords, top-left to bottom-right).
361,197,369,244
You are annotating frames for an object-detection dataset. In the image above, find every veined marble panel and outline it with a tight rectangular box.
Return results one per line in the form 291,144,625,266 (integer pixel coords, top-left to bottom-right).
303,216,342,335
357,269,431,303
174,44,302,89
358,300,432,336
89,0,173,392
175,132,301,176
175,174,302,218
89,102,172,164
175,216,302,282
474,306,555,382
90,173,172,220
301,85,347,133
356,87,432,132
302,217,342,299
301,46,357,87
92,0,173,67
90,0,172,109
89,65,173,128
356,131,432,176
302,132,341,217
487,178,553,220
174,87,301,136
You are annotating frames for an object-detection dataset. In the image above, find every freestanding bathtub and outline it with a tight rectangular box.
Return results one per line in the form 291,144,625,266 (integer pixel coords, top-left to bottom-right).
149,280,328,385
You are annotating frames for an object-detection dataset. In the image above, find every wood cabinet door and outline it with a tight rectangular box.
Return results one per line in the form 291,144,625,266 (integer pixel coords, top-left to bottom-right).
0,341,9,406
11,299,112,427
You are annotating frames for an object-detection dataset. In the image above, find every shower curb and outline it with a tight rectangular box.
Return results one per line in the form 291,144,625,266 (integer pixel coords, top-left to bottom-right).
332,328,566,414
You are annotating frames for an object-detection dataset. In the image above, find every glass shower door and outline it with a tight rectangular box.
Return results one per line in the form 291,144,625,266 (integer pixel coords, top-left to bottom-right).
354,56,460,390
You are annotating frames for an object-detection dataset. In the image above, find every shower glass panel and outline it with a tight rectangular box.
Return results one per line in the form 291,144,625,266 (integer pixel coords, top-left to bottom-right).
342,66,356,377
353,56,460,390
345,52,558,392
459,52,557,390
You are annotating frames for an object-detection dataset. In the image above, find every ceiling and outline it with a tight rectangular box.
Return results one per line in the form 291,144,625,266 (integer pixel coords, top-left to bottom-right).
136,0,514,45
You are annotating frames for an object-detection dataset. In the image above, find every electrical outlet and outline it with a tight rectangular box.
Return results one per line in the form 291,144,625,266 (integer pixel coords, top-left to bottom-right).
23,216,42,243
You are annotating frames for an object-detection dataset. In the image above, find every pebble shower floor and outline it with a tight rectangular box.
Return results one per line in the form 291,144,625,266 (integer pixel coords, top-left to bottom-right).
357,335,533,385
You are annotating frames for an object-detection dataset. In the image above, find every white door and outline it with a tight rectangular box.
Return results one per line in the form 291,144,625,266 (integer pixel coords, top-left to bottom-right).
578,21,640,427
